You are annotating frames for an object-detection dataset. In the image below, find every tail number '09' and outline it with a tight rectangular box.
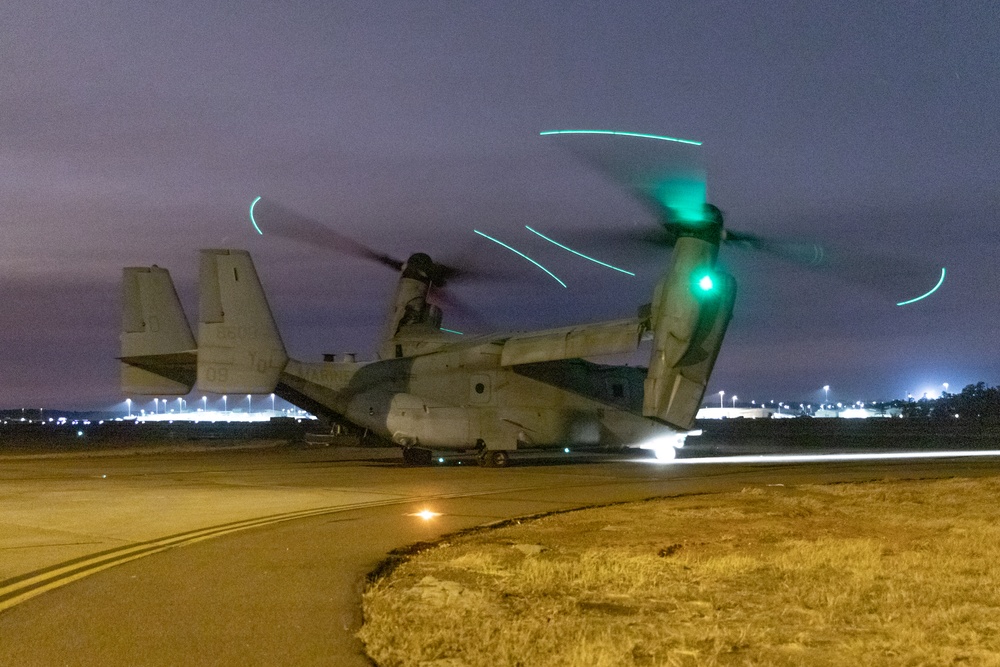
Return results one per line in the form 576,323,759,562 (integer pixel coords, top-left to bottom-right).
215,325,263,342
203,366,229,382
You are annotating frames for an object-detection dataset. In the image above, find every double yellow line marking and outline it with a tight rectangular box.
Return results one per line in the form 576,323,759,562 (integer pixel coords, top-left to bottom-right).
0,498,405,613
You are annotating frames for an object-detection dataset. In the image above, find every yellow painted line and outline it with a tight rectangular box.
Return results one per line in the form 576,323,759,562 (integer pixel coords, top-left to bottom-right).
0,498,403,612
0,483,560,613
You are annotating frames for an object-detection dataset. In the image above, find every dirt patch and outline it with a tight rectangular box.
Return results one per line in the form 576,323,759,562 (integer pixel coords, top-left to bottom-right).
359,476,1000,666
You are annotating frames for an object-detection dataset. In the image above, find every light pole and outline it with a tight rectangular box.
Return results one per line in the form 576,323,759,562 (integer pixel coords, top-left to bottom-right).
154,398,159,414
270,393,276,413
719,390,725,408
126,398,132,418
943,382,949,395
823,385,830,406
247,394,252,414
222,395,227,412
202,396,208,412
732,395,738,408
177,397,184,413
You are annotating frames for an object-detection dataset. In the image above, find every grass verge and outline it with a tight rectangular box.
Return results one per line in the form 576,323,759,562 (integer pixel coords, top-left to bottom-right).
359,477,1000,666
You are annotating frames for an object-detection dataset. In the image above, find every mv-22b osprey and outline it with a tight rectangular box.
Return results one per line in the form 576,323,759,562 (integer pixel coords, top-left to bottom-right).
120,131,744,466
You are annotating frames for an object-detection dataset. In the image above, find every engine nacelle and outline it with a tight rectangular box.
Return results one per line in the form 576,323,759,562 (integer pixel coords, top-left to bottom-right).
643,235,737,430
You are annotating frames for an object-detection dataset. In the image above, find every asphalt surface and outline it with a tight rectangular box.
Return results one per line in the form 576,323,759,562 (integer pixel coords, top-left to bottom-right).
3,443,1000,666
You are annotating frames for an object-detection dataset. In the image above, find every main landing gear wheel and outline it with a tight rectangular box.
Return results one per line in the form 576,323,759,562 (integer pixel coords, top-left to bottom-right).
402,447,433,466
478,450,510,468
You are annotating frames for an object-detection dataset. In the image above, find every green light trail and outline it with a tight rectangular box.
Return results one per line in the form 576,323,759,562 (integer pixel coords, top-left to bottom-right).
539,129,702,146
249,196,263,235
524,226,635,276
896,268,946,306
439,328,464,335
473,230,567,288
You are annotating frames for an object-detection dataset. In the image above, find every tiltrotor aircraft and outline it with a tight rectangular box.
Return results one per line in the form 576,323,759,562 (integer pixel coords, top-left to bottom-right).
119,131,785,467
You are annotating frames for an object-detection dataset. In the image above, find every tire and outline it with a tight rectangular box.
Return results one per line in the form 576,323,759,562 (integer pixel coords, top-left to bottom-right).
479,450,510,468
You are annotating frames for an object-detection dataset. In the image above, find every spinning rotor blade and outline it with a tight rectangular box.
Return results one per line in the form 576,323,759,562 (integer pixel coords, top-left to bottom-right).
723,229,828,267
250,196,403,271
542,131,944,302
249,196,474,286
541,129,707,227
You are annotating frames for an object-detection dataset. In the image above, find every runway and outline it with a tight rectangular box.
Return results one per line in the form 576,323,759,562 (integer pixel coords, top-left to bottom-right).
2,443,1000,666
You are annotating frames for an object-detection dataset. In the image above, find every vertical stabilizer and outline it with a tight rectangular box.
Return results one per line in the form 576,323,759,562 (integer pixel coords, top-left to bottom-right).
197,249,288,393
120,266,196,395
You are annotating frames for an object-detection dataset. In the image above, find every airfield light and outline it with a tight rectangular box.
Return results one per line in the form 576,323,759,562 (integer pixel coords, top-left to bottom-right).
202,396,208,411
438,457,445,464
223,395,227,412
249,196,263,235
564,447,570,453
823,385,830,404
719,390,724,408
126,398,132,418
177,397,184,413
247,394,252,413
411,509,441,521
271,393,276,411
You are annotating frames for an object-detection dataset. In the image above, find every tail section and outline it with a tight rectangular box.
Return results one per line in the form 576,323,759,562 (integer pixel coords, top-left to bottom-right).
197,249,288,393
120,266,197,395
643,235,737,430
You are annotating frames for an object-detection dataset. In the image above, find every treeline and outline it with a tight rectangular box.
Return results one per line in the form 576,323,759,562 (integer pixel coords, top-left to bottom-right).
875,383,1000,423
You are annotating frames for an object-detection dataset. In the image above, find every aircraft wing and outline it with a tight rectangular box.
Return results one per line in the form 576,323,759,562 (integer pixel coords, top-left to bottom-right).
499,317,648,366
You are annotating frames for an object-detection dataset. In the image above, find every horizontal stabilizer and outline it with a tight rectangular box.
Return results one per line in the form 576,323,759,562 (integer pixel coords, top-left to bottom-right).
197,249,288,393
120,266,196,395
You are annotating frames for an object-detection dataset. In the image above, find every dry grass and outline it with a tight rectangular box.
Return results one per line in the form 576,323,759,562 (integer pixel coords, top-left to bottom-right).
359,477,1000,666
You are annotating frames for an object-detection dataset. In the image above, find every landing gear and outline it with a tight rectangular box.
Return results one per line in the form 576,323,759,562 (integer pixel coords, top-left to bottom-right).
402,447,433,466
478,450,510,468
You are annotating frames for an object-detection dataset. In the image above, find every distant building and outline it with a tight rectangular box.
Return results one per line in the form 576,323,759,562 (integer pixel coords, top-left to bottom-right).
696,407,778,419
133,409,314,423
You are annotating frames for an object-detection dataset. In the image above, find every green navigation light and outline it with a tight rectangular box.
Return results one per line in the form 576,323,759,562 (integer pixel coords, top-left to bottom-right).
896,268,946,306
524,226,635,276
249,196,263,235
698,275,715,291
473,230,567,288
540,129,702,146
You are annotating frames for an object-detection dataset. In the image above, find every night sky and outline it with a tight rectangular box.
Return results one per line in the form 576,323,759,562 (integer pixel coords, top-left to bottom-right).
3,1,998,409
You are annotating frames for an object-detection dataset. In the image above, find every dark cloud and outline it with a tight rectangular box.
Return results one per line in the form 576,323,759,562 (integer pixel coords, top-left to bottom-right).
1,0,998,406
